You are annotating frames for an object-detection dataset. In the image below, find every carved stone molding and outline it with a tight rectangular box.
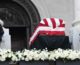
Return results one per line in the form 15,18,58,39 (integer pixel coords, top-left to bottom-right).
0,0,40,32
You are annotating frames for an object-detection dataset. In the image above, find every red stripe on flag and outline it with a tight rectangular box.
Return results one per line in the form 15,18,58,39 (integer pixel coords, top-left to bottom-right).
50,18,56,28
43,18,49,26
39,31,65,36
59,19,65,27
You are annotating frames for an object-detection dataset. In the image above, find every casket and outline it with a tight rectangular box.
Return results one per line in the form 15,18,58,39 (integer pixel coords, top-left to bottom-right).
30,35,71,50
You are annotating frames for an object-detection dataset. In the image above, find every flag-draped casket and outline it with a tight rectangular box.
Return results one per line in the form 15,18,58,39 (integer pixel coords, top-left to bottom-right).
29,18,70,50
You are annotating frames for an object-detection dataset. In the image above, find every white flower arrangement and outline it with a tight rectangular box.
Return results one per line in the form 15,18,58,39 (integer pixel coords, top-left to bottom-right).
0,48,80,62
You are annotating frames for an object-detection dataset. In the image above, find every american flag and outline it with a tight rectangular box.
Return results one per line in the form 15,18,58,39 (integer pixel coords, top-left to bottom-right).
29,18,65,46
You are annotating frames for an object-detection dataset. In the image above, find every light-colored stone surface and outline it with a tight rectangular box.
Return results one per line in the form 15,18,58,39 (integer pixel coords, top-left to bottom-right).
70,20,80,50
0,28,11,49
74,0,80,19
31,0,50,19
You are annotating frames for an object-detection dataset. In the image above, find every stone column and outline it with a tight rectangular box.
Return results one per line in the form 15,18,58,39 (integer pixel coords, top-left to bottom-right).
74,0,80,19
71,0,80,50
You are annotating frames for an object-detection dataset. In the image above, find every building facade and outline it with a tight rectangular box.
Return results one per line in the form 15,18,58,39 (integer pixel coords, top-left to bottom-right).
0,0,80,50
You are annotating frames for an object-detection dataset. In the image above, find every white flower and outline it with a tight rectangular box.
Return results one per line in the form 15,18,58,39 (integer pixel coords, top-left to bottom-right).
60,49,70,58
67,50,79,60
0,48,80,61
0,57,6,61
48,51,56,61
11,54,19,61
15,51,22,60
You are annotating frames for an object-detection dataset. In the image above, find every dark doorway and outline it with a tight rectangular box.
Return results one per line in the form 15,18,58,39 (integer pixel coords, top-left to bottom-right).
0,0,40,51
9,27,27,51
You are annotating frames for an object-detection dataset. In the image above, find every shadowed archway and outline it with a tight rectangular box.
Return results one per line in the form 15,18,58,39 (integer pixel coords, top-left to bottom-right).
0,0,40,51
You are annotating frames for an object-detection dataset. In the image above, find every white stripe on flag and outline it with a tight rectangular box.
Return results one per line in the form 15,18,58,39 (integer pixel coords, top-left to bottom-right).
46,18,53,27
40,20,45,24
63,21,65,24
54,18,60,27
